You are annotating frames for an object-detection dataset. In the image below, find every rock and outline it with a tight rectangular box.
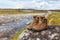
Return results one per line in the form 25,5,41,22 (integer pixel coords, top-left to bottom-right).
0,37,8,40
18,26,60,40
0,32,4,38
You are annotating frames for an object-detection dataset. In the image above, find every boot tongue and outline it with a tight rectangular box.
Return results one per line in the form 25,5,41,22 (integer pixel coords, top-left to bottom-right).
38,21,42,25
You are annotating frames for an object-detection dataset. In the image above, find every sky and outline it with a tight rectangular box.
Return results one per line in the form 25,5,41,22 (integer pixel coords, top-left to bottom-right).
0,0,60,10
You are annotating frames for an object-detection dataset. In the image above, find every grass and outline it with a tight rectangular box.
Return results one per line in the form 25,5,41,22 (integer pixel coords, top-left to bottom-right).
11,13,60,40
11,27,26,40
0,13,45,16
0,11,46,16
0,9,60,40
47,13,60,26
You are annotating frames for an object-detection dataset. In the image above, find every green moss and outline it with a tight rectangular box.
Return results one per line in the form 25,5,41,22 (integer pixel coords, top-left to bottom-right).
11,28,26,40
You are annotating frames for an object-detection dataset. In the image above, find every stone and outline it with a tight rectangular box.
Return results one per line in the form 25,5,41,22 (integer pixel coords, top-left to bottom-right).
18,26,60,40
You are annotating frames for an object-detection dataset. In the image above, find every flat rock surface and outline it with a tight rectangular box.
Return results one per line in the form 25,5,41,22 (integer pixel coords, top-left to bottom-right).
18,26,60,40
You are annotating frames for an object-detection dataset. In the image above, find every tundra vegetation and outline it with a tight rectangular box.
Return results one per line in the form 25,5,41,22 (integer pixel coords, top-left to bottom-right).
11,13,60,40
0,9,60,40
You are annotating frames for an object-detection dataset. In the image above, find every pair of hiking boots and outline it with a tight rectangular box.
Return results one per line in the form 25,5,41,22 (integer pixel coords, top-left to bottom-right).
27,15,47,31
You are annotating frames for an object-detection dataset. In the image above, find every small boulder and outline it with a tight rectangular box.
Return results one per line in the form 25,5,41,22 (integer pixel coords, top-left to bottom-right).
18,26,60,40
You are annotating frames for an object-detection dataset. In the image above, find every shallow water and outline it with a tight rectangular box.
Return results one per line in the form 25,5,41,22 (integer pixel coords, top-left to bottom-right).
0,14,48,40
0,15,33,40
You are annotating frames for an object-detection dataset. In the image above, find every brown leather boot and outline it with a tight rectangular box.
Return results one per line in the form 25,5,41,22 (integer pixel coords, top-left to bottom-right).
27,15,47,31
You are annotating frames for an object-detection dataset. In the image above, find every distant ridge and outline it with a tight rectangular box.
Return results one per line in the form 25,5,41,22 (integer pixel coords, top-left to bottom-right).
0,9,60,13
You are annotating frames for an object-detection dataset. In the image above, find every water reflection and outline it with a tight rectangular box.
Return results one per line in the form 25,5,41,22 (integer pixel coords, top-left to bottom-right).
0,15,32,40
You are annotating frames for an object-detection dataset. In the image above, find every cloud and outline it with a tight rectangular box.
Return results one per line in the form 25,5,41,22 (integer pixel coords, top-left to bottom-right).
49,4,60,10
0,0,60,10
0,0,48,9
15,1,49,9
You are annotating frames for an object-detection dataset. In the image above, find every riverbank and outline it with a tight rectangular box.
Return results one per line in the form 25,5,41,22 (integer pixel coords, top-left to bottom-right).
10,13,60,40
